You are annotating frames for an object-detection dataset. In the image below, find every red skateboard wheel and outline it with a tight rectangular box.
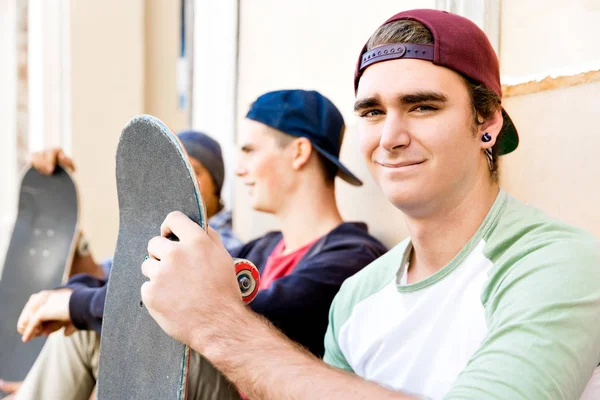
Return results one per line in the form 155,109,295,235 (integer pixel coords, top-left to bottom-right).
234,258,260,304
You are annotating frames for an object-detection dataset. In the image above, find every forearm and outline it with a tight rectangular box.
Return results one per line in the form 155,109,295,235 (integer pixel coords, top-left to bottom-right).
192,304,416,400
65,278,107,332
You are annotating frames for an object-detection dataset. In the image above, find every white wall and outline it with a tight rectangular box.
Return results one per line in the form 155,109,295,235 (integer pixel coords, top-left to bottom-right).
0,0,18,275
28,0,71,153
500,0,600,80
191,0,238,210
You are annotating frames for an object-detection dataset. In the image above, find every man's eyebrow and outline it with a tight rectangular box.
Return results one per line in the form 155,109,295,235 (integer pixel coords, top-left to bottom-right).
399,91,448,105
353,96,382,112
354,92,448,111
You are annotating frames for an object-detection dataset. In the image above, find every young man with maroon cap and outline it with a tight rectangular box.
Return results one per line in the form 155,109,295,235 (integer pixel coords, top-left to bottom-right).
139,9,600,400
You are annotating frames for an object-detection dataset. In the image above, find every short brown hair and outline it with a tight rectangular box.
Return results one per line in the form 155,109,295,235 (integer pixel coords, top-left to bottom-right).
367,20,502,182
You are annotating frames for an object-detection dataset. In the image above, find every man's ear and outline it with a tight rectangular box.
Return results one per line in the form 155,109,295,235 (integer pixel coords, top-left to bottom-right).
291,137,313,171
478,109,503,149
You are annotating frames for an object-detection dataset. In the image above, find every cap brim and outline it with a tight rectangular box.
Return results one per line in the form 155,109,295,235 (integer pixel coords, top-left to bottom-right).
498,108,519,156
311,143,363,186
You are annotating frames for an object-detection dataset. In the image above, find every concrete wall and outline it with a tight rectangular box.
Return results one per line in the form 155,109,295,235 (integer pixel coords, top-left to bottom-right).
144,0,188,131
502,82,600,237
68,0,144,259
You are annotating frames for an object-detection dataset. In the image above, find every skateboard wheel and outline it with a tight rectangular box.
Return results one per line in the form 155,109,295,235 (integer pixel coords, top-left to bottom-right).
233,259,260,304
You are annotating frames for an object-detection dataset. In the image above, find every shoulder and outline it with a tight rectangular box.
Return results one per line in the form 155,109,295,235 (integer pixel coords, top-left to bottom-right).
329,240,408,327
297,222,387,276
231,231,282,259
312,222,388,256
483,194,600,305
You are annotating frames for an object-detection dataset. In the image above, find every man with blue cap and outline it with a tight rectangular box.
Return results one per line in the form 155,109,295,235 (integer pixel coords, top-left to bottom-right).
10,90,387,400
229,89,384,354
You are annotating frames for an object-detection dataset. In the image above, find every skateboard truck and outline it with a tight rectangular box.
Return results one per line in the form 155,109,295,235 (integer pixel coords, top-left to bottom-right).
234,259,260,303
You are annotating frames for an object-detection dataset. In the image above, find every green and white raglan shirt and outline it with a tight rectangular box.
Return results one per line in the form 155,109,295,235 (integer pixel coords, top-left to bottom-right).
324,190,600,399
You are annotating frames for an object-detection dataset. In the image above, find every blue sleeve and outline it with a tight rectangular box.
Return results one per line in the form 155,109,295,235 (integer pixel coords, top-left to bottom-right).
99,257,114,276
64,274,107,333
218,228,243,254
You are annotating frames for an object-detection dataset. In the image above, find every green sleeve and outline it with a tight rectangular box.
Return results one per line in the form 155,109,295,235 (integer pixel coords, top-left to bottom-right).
446,240,600,399
323,291,354,372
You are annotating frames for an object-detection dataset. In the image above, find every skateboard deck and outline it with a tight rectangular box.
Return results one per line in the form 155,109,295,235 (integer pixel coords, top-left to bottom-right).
97,115,258,399
0,166,78,385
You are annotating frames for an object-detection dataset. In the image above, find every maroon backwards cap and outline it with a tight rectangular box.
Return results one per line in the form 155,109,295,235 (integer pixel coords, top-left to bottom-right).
354,9,519,155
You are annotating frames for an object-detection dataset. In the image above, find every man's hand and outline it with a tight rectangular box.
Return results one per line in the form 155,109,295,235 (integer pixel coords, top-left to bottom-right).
141,211,241,348
17,289,75,342
29,148,75,175
0,379,21,395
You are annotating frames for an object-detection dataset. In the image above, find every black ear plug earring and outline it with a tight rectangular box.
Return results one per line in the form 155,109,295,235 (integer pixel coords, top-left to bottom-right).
481,133,494,170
